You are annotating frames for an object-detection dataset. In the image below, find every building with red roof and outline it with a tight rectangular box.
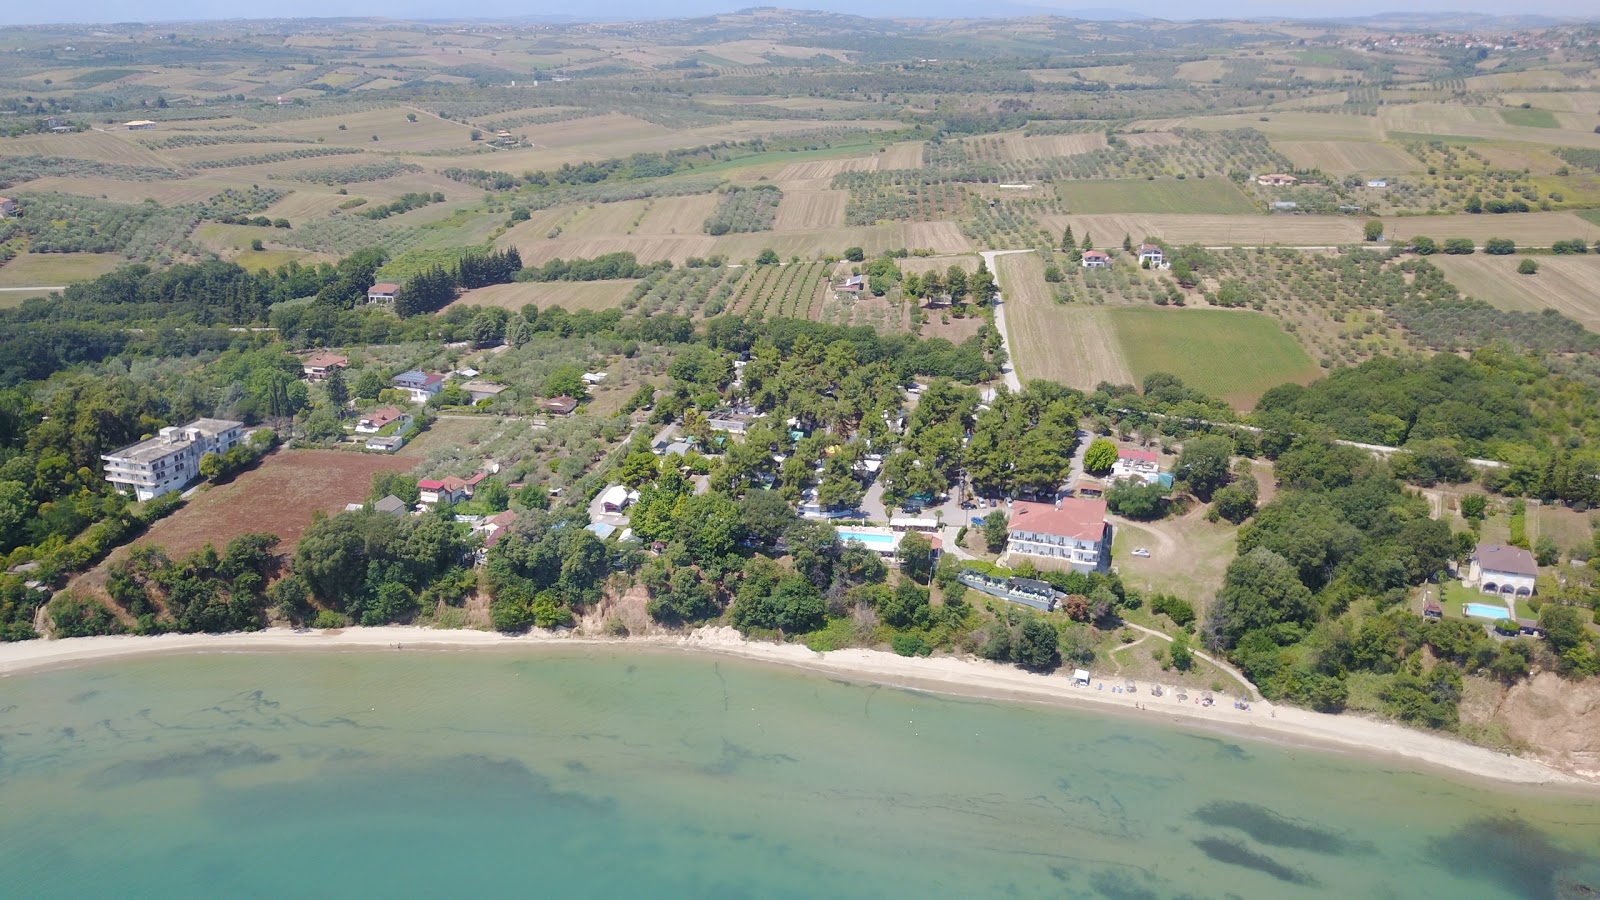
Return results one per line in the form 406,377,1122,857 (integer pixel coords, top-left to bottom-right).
1005,498,1109,573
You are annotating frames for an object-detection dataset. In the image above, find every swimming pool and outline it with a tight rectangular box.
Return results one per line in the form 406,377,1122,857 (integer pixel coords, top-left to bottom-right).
1464,602,1511,620
838,530,895,547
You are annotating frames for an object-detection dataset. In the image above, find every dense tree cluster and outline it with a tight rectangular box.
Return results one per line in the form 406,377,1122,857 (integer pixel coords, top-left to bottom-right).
703,185,781,235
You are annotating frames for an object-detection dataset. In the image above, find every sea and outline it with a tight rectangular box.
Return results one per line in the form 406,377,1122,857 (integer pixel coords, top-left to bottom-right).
1,648,1597,899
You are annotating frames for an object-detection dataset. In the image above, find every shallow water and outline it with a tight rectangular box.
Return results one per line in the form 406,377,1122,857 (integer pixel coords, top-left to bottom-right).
1,648,1597,898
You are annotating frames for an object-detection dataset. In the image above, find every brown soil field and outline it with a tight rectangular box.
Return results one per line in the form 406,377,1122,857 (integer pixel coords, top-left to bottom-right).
450,279,635,312
560,199,654,238
262,107,478,152
1119,132,1183,148
522,234,719,266
774,157,878,180
16,175,251,206
1431,254,1600,331
878,142,925,169
897,254,979,276
773,190,847,231
68,448,414,598
1275,140,1423,174
995,252,1133,388
635,193,722,234
904,221,974,254
1038,213,1365,246
1384,212,1600,244
1011,133,1106,159
494,208,576,249
3,130,179,168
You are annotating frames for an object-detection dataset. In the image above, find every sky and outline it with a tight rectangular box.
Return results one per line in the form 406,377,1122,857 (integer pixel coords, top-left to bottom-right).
0,0,1597,27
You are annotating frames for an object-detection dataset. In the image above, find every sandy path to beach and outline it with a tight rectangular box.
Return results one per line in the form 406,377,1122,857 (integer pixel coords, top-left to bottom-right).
1,625,1591,789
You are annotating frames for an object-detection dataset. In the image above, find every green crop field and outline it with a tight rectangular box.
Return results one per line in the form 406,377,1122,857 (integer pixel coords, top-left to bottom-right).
1499,107,1560,129
1107,307,1321,408
1056,178,1257,215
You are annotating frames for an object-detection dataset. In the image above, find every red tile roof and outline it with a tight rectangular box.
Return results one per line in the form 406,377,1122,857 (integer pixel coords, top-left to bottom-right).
1082,249,1110,260
360,406,404,428
417,479,446,491
1119,448,1159,464
1008,498,1107,541
369,283,400,294
303,352,348,369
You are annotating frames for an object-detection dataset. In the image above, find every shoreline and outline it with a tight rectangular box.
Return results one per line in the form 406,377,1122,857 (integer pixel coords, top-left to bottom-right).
2,625,1593,791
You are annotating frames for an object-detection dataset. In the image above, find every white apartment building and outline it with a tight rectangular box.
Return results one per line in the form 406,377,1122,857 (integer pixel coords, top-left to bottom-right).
1004,498,1110,573
102,418,244,501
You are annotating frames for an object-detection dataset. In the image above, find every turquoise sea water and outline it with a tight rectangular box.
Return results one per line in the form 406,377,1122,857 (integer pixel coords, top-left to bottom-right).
2,648,1599,898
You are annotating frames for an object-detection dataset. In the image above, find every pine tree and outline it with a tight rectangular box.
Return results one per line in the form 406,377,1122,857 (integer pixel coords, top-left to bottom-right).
1122,234,1133,252
1083,232,1093,251
324,369,349,413
1061,226,1076,253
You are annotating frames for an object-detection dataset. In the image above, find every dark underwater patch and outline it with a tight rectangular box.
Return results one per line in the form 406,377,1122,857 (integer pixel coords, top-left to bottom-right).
85,743,279,788
1192,837,1318,886
1426,815,1592,900
1194,801,1369,854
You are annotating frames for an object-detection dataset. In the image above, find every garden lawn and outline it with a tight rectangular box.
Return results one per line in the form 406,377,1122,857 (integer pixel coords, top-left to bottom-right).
1106,307,1321,408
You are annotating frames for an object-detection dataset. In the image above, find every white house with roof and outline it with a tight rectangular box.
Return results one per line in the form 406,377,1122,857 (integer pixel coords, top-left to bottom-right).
1080,249,1111,269
1004,498,1110,573
1468,543,1538,597
393,370,444,403
356,406,407,434
1111,448,1162,485
102,418,244,501
366,283,400,305
1137,243,1165,267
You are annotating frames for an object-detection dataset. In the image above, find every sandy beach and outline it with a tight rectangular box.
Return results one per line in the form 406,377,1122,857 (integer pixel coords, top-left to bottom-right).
1,625,1592,790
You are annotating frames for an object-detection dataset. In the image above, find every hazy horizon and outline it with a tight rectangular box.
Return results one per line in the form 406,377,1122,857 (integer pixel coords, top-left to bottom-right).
1,1,1598,29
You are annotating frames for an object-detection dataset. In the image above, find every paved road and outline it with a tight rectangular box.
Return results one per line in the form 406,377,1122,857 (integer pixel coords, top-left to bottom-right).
978,249,1033,393
0,286,66,292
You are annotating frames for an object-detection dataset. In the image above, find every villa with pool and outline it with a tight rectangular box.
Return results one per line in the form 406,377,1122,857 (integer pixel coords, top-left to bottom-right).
1466,543,1538,598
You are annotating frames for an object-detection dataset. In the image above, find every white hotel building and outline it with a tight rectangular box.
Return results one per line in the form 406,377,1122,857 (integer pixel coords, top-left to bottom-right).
102,418,245,501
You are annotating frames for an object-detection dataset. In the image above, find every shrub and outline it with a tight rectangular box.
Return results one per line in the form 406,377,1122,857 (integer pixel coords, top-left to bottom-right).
1518,259,1539,275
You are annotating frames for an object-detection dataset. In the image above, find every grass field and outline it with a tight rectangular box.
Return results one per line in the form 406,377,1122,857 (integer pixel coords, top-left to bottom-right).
1108,307,1322,408
1111,505,1239,611
450,280,635,312
1500,107,1560,129
1275,140,1423,174
1430,254,1600,332
995,252,1134,388
1057,178,1257,215
0,251,127,286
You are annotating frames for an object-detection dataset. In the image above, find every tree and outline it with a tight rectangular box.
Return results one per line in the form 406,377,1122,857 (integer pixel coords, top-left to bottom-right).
1168,632,1194,671
1013,617,1060,671
944,265,969,304
896,532,934,583
755,248,780,265
1363,219,1384,242
477,479,510,512
354,368,385,400
1105,481,1167,520
982,511,1009,553
843,246,865,262
469,129,483,141
1083,438,1117,475
1061,226,1076,254
324,369,349,412
1175,435,1233,501
971,260,998,306
1211,476,1258,524
1412,236,1437,255
1535,534,1560,567
1209,547,1316,649
1442,237,1474,255
1484,238,1515,255
198,453,222,480
1459,494,1486,520
1122,233,1133,252
881,580,930,628
1518,258,1539,275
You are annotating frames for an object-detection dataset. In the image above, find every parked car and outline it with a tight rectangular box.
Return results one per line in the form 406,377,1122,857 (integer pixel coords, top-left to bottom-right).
971,517,985,527
1131,548,1151,558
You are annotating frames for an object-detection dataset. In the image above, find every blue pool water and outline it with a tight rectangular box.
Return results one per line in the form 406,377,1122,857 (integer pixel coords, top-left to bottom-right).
838,529,894,546
1464,602,1511,620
